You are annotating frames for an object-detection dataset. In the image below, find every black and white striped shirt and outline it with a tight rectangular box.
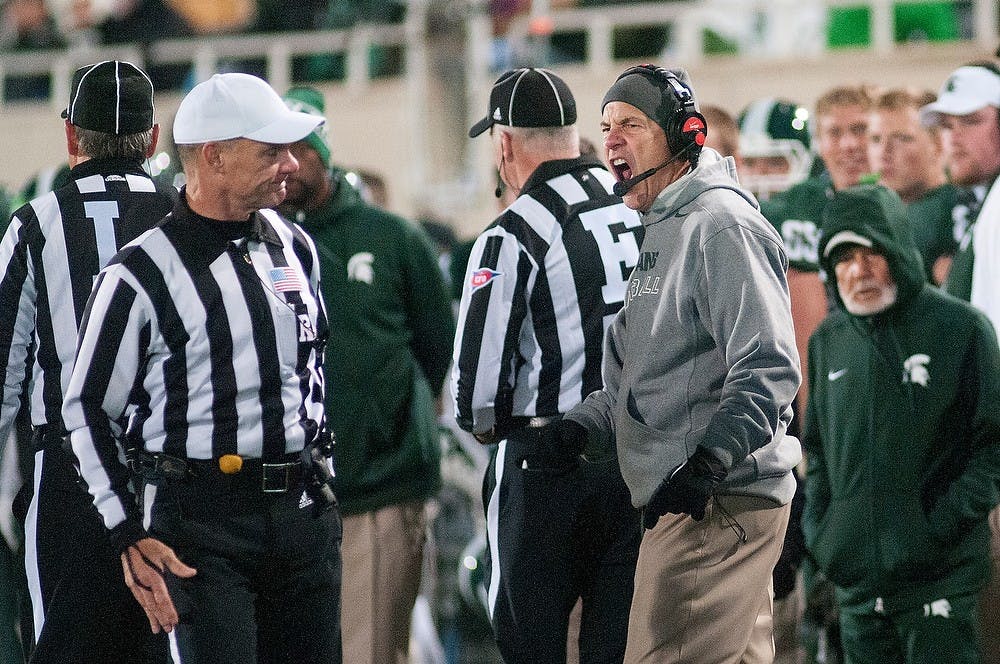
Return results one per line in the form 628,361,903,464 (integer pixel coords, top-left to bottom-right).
451,157,643,436
0,159,174,449
63,190,328,537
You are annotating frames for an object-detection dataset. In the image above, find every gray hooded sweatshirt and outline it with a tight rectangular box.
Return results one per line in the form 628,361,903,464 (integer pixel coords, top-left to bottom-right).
568,149,802,507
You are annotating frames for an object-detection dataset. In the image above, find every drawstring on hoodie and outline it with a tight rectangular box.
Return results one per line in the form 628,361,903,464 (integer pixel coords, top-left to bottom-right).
715,496,748,545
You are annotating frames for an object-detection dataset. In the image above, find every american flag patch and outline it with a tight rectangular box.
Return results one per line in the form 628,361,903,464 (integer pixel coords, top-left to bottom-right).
269,267,304,292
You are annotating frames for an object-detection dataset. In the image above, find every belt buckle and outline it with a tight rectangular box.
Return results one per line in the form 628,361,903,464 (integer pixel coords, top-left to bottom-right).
153,454,190,481
261,463,293,493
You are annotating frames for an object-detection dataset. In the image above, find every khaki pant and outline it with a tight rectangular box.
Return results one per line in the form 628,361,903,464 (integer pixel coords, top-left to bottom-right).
341,501,427,664
625,495,790,664
981,504,1000,664
769,582,804,664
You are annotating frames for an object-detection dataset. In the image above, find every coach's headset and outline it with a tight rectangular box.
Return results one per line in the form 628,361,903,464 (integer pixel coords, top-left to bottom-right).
618,64,707,161
610,65,708,196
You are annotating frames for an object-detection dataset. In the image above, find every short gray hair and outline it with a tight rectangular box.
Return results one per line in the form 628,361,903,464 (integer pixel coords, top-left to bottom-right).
75,126,155,162
500,124,579,153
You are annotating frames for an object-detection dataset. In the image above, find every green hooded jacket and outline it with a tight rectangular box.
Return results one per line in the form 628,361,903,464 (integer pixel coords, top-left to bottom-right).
906,183,958,283
802,184,1000,613
295,169,455,515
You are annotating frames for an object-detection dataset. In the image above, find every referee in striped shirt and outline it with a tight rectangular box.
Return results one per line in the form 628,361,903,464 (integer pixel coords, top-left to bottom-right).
0,61,174,662
452,68,643,663
62,73,342,664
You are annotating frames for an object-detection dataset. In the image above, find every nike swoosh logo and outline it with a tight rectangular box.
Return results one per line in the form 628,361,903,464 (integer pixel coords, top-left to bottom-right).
828,368,847,381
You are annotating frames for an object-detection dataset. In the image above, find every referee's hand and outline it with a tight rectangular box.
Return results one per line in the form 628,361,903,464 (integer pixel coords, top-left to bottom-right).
121,538,197,634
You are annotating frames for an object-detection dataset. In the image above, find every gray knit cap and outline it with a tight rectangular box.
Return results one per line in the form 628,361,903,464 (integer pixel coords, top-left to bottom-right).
601,67,697,133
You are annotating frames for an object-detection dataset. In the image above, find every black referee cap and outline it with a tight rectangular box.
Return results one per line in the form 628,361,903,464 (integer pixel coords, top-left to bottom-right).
469,68,576,138
61,61,155,135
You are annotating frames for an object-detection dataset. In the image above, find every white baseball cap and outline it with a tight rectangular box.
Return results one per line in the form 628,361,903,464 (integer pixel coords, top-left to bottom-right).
173,73,323,145
823,230,873,259
919,65,1000,127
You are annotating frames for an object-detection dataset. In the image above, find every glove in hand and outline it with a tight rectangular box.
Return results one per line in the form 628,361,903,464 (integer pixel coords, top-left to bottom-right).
523,419,587,474
643,447,727,529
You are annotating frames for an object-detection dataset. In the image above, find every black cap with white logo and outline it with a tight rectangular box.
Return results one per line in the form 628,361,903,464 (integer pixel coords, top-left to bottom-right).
61,60,155,135
469,67,577,138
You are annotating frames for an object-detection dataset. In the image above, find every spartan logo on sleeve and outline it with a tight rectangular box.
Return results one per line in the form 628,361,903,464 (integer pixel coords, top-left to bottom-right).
781,219,820,265
347,252,374,284
903,354,930,387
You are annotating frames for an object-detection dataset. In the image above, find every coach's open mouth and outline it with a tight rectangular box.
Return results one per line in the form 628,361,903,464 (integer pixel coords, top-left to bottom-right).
611,158,632,183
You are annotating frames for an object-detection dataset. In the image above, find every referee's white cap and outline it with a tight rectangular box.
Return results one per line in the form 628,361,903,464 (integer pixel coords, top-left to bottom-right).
173,73,323,145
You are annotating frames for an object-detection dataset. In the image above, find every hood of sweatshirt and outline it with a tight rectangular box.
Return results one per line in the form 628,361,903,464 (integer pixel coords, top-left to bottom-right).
643,148,759,225
818,184,926,314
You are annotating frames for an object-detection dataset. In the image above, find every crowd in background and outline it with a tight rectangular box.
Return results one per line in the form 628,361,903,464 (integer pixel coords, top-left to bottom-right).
0,0,978,95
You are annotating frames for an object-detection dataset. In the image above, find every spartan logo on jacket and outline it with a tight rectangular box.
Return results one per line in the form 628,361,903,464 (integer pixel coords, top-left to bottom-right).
627,250,660,305
903,353,930,387
347,252,374,283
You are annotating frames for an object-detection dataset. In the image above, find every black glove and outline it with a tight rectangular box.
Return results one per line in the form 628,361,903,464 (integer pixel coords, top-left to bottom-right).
643,447,727,529
522,419,587,474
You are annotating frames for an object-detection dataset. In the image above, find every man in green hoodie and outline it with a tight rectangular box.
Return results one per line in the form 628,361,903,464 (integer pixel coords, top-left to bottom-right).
280,86,456,664
803,184,1000,662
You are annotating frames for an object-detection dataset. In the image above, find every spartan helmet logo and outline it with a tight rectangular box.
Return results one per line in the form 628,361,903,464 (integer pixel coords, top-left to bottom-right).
903,354,930,387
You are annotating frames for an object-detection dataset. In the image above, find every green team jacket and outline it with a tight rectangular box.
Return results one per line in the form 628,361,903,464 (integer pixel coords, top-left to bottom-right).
802,185,1000,613
760,174,834,273
764,178,958,282
906,183,958,283
296,170,455,515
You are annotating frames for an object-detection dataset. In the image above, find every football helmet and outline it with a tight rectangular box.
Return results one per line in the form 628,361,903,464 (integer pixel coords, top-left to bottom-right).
738,98,814,198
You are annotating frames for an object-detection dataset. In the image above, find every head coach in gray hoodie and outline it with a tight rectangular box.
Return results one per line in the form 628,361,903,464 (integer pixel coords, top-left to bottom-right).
549,64,803,662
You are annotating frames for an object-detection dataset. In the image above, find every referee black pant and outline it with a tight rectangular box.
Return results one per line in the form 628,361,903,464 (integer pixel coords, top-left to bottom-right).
483,427,641,664
18,437,166,664
146,465,342,664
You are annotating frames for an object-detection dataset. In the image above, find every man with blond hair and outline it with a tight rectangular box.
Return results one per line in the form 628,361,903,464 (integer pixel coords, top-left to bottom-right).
762,85,874,421
869,88,957,284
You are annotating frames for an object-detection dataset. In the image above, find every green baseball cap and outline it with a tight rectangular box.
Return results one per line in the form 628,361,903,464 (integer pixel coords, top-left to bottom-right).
282,86,332,167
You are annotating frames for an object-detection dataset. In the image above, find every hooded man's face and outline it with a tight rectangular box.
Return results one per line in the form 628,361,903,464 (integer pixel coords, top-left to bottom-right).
832,245,898,316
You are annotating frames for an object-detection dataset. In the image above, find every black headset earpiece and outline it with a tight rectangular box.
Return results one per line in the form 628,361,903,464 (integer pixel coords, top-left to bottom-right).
616,64,708,163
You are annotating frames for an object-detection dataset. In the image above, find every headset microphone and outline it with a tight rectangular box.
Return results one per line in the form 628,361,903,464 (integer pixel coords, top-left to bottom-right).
495,155,507,199
612,143,693,197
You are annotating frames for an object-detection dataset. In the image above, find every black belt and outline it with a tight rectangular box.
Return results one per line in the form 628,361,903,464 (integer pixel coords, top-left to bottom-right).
31,425,66,452
131,451,306,494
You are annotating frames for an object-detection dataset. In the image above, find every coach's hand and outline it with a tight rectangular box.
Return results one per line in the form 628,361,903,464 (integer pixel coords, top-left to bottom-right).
643,448,727,529
121,537,197,634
